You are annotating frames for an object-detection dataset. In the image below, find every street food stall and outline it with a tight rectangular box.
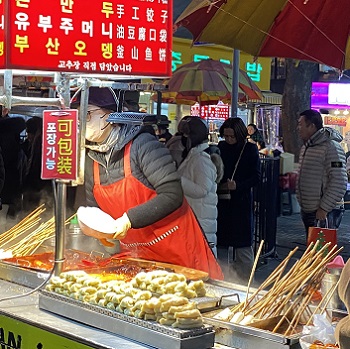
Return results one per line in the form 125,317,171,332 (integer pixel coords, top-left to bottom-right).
0,1,346,349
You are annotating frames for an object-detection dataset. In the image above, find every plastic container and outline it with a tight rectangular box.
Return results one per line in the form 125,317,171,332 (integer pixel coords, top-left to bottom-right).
320,268,346,311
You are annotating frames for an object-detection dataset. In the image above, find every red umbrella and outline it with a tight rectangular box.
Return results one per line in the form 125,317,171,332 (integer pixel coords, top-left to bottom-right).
175,0,350,70
161,59,262,105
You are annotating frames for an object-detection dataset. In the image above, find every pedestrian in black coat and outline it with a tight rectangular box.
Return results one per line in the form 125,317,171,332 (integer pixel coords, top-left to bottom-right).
0,146,4,197
216,117,261,284
0,112,26,218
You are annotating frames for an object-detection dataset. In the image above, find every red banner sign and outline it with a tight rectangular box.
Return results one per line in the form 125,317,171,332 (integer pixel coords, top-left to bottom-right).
324,116,347,127
41,109,78,180
2,0,172,77
0,1,4,68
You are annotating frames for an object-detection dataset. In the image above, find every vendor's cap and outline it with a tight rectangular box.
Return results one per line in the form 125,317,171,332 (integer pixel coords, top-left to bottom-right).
71,87,119,111
107,112,157,126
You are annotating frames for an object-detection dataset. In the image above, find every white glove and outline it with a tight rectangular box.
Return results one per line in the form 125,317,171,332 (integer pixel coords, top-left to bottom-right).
113,213,131,239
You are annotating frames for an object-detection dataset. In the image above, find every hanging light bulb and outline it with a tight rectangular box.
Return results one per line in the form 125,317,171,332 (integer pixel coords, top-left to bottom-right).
343,109,349,115
334,109,340,115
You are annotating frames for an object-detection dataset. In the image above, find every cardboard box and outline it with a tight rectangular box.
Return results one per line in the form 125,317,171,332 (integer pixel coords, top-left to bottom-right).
280,152,295,175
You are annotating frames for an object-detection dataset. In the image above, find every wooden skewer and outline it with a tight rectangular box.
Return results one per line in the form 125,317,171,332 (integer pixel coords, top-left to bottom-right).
319,278,341,315
304,277,338,326
235,247,298,315
244,240,264,308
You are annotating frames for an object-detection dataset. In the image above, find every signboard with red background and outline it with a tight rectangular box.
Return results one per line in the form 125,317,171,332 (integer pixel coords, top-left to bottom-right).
1,0,172,77
41,109,78,180
324,116,347,127
0,1,4,67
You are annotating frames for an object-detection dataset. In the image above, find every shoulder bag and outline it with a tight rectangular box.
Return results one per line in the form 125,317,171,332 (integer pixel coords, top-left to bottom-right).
217,142,247,200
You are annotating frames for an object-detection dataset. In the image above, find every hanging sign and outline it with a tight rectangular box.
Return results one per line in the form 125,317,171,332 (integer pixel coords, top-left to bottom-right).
324,116,347,127
1,0,172,77
191,101,230,120
0,1,4,68
41,109,78,180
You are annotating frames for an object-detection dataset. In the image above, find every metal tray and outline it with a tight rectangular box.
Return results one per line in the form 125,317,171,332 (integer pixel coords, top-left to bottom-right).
0,261,50,288
203,310,302,349
200,280,302,348
39,291,215,349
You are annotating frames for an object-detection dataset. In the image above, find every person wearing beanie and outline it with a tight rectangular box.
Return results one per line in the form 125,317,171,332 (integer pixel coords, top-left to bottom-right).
75,87,223,279
176,116,223,257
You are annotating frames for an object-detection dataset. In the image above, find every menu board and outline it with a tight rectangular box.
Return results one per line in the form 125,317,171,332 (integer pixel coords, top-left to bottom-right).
1,0,172,77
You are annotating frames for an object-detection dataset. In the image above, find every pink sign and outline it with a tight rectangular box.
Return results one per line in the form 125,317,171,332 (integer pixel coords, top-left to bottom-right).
0,1,4,67
42,109,78,180
191,102,230,121
2,0,172,76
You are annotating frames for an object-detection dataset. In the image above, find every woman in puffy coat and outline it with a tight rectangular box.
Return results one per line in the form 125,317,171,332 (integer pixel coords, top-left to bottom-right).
176,116,223,257
76,87,223,279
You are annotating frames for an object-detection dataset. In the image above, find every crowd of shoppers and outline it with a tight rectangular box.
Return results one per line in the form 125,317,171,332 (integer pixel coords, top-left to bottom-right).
4,84,349,289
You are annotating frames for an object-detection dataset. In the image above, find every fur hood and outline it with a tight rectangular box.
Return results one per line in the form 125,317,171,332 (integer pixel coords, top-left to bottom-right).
210,152,224,183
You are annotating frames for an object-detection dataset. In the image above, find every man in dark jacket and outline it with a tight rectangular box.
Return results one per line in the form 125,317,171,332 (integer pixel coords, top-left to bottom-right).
0,146,4,198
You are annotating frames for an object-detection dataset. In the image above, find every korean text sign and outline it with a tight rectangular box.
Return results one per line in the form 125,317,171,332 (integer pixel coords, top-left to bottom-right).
42,109,78,181
2,0,172,76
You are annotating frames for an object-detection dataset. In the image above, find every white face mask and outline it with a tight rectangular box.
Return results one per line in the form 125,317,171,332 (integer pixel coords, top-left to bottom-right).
85,105,113,143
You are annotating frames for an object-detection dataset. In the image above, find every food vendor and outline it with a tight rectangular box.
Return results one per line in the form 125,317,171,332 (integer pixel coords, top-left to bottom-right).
74,87,223,280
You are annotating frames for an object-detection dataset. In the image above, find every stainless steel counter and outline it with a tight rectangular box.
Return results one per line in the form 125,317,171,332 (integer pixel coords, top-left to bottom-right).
0,279,154,349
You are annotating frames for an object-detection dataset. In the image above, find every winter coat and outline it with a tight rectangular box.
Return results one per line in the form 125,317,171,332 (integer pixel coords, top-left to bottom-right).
0,117,26,205
177,143,219,248
0,147,4,195
84,130,183,228
205,145,224,184
217,141,261,248
249,130,265,149
166,134,184,168
296,127,347,213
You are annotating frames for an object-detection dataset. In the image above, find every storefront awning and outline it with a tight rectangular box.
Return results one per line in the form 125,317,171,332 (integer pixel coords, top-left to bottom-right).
250,91,282,105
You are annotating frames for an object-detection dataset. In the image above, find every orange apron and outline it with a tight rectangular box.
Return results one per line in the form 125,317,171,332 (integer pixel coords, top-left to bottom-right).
93,142,223,280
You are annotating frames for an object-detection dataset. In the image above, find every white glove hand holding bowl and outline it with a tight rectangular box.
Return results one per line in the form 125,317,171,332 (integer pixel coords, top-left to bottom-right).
76,207,131,246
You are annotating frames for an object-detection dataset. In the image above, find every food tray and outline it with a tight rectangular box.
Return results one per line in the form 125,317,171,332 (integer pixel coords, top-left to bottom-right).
0,260,49,288
203,308,302,349
39,290,215,349
193,279,301,348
